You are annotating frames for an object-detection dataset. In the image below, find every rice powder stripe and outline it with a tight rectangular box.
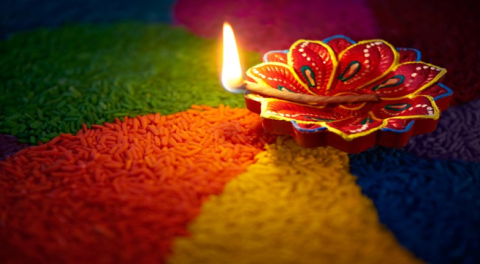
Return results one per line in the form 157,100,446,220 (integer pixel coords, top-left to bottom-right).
1,0,175,38
349,147,480,264
169,137,421,264
404,99,480,162
174,0,378,54
0,134,29,160
0,23,261,143
0,106,275,264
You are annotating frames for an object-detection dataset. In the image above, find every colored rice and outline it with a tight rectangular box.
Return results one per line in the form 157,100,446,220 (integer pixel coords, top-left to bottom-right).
0,106,275,263
405,99,480,162
0,0,175,39
169,137,420,264
1,1,479,262
349,147,480,264
0,23,260,144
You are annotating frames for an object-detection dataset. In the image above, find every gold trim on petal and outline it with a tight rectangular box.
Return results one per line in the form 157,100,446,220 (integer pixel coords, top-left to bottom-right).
246,62,313,94
337,39,400,91
286,40,339,92
378,61,447,100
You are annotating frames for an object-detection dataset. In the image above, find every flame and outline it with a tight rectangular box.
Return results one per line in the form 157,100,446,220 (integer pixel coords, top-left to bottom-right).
221,22,244,93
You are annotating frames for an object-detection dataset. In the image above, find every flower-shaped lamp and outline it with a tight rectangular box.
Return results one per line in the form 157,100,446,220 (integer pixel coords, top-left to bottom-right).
244,35,452,153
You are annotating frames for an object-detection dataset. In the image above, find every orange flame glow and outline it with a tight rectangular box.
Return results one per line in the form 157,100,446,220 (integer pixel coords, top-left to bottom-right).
221,22,244,93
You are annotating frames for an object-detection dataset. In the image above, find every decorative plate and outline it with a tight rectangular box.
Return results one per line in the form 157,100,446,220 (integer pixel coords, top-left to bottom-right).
244,35,453,153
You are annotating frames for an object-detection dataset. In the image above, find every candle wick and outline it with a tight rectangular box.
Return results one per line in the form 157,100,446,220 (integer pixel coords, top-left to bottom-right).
242,81,380,105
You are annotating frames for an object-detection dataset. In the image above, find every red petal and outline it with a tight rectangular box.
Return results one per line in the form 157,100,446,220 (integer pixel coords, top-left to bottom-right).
332,40,398,93
292,122,325,132
383,119,413,131
262,99,351,123
364,62,446,98
397,48,421,63
246,63,311,94
324,115,383,136
288,40,337,95
371,96,438,120
263,51,288,63
323,35,355,54
419,83,452,99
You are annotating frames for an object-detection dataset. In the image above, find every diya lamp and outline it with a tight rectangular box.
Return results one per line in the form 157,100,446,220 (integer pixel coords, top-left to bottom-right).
221,23,453,153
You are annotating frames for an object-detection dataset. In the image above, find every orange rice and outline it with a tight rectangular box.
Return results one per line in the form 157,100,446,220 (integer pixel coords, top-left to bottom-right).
0,105,275,264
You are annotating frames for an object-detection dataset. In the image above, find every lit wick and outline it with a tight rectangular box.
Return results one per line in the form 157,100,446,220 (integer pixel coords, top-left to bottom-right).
241,81,379,105
221,22,380,105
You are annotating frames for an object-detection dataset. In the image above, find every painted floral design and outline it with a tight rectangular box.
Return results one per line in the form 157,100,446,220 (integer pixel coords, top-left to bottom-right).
246,35,452,141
